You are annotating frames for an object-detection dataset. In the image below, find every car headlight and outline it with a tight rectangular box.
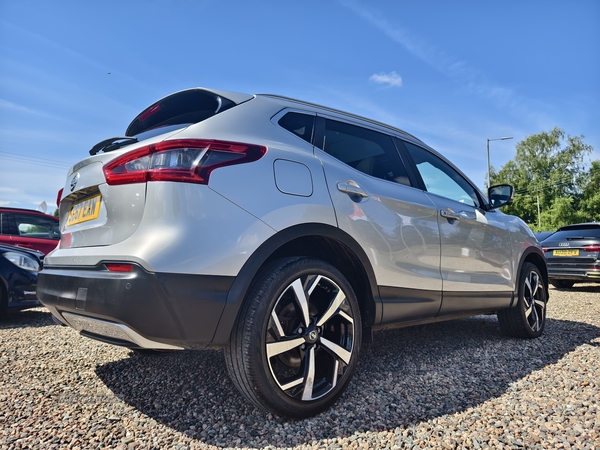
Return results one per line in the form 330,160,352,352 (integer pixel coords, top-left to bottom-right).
3,252,41,272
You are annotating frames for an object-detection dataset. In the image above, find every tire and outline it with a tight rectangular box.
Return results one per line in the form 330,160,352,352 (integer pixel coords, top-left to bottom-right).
498,262,547,338
550,280,575,289
224,257,362,418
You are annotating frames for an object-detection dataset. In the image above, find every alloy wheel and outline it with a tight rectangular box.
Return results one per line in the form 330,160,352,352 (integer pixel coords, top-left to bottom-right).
265,274,355,401
523,269,545,332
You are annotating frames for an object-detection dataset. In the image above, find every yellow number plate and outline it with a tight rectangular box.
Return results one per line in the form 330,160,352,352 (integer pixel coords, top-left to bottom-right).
66,194,102,227
553,249,579,257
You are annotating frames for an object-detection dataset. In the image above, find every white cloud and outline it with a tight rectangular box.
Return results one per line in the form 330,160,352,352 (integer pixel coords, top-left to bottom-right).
369,72,402,87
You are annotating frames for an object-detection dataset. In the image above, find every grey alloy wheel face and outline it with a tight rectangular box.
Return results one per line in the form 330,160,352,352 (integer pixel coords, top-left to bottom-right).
265,274,356,402
523,269,546,333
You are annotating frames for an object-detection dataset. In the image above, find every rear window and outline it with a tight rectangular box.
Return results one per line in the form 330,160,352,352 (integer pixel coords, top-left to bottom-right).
550,227,600,240
126,89,236,137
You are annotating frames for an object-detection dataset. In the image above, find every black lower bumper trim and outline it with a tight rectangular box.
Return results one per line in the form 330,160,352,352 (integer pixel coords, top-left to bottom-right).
37,264,234,349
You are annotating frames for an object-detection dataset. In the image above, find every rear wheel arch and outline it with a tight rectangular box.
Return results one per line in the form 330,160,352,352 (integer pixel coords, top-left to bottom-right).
212,224,379,346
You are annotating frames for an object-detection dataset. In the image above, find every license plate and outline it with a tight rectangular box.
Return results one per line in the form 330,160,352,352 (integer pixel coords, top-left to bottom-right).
553,249,579,257
66,194,102,226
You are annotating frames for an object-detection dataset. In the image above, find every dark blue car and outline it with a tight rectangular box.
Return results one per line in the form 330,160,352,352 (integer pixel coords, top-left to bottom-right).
0,243,43,315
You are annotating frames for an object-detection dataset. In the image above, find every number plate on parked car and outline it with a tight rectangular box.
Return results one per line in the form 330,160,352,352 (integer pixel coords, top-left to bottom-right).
66,194,102,226
552,249,579,256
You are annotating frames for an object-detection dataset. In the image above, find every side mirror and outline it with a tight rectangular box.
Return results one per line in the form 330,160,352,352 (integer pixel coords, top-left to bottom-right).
487,184,514,210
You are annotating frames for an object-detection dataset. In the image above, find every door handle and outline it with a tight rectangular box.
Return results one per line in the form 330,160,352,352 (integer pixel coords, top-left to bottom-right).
440,208,461,220
337,182,369,199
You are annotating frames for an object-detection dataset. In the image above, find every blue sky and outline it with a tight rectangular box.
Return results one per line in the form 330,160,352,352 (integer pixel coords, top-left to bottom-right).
1,0,599,212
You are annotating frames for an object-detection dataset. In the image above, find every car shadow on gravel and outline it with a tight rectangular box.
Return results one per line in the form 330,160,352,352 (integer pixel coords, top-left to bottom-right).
0,307,55,329
95,315,600,448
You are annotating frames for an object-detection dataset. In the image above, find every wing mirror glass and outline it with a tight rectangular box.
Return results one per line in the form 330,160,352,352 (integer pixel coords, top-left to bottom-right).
487,184,514,210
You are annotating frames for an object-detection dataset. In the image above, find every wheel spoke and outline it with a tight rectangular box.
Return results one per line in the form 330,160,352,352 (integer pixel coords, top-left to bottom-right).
291,279,310,327
534,299,546,309
332,360,339,388
266,337,304,358
320,336,352,365
280,377,304,391
338,310,354,325
301,346,316,401
524,276,532,298
270,309,286,338
528,273,540,297
307,275,323,296
316,290,346,327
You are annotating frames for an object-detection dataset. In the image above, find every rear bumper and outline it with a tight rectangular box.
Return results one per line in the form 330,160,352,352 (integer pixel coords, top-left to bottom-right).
37,263,234,349
547,262,600,282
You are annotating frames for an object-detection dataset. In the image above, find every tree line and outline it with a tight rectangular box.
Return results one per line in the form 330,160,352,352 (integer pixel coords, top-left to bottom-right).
490,127,599,232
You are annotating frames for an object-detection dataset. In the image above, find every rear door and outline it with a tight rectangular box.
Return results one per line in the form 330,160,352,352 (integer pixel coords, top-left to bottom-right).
315,116,442,323
400,140,514,314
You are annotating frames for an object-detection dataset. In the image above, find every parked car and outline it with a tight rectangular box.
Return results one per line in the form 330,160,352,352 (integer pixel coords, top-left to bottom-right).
541,222,600,288
0,207,60,255
38,87,548,418
0,243,43,315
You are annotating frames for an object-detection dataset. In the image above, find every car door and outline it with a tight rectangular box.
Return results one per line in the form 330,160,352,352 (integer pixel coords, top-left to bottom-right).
400,140,514,315
315,116,442,324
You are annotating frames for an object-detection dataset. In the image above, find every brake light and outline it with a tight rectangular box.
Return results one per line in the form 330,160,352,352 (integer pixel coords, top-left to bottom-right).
57,188,64,206
103,139,267,186
542,247,549,252
139,103,160,122
106,263,134,272
582,245,600,252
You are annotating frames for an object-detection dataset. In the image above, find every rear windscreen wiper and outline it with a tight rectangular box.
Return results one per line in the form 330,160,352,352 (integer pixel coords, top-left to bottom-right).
89,136,138,155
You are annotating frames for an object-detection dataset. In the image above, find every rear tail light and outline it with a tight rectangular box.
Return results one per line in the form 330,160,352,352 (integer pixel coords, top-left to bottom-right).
542,247,549,252
57,188,64,206
103,139,267,186
582,245,600,252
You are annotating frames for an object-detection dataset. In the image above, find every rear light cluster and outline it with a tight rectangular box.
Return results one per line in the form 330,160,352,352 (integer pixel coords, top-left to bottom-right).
103,139,267,186
582,245,600,252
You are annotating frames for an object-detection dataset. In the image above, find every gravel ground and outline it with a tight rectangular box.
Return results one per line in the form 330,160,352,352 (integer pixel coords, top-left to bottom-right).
1,284,599,449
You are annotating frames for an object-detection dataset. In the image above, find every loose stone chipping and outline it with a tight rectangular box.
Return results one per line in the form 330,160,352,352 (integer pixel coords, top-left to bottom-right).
1,284,599,449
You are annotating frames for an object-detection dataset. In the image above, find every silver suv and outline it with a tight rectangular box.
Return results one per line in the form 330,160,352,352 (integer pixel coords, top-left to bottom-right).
38,88,548,418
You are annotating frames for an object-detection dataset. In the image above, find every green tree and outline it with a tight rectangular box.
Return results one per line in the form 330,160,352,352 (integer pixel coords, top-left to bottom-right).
491,127,595,231
578,160,600,222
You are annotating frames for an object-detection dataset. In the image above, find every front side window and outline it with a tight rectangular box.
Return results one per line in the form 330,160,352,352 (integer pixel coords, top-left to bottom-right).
321,119,411,186
403,141,479,207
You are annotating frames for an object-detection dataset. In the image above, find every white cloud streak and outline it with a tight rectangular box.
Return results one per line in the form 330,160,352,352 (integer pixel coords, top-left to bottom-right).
369,71,402,87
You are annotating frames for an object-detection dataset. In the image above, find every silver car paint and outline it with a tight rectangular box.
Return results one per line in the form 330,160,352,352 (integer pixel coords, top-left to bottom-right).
45,88,542,296
424,192,514,294
47,183,276,275
319,148,443,293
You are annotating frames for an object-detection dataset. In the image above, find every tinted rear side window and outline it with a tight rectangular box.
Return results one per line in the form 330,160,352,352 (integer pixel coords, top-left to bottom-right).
126,90,236,137
278,112,315,144
321,119,411,186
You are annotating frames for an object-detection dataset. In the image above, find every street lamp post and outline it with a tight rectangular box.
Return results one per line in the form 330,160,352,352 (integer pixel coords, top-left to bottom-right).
487,137,513,187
